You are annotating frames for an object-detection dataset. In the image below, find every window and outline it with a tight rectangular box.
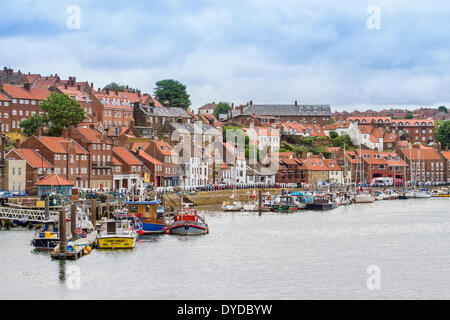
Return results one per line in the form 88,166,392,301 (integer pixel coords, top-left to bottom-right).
55,154,61,161
12,110,17,115
31,100,36,105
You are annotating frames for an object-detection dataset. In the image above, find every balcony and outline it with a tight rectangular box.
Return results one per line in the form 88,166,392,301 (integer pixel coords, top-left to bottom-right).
92,162,113,168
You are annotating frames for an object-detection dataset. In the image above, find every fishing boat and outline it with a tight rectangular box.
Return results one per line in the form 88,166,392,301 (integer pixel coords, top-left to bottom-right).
242,201,259,212
31,220,61,251
384,189,398,200
166,204,209,235
125,200,166,234
306,193,339,210
431,189,441,197
97,218,138,249
271,194,306,212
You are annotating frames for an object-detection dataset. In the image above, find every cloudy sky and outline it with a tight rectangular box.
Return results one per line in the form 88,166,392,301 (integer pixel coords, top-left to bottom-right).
1,0,449,111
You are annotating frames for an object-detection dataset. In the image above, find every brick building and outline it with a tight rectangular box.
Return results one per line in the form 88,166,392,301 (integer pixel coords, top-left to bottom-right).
398,144,445,183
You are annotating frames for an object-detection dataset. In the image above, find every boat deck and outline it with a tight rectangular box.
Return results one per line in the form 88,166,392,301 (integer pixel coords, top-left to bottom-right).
50,232,97,260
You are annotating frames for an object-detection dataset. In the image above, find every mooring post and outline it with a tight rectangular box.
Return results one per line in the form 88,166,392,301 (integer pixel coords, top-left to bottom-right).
71,204,77,241
59,209,66,256
45,196,49,220
91,199,97,227
258,190,262,214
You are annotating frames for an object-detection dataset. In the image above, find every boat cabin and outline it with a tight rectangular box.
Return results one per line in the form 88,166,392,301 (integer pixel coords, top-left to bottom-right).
125,201,161,219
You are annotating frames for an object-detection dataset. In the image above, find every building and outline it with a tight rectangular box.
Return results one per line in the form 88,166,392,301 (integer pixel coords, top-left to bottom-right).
440,149,450,183
36,174,73,197
136,150,163,188
198,103,217,115
275,153,304,184
93,89,138,130
144,140,180,187
70,125,114,190
112,146,145,191
0,83,51,132
19,132,90,188
398,144,445,183
300,157,330,186
5,148,54,191
230,101,332,126
244,125,280,154
3,159,26,192
324,159,343,184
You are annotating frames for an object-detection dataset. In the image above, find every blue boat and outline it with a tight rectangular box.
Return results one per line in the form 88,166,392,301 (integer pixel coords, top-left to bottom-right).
124,201,166,234
31,220,62,251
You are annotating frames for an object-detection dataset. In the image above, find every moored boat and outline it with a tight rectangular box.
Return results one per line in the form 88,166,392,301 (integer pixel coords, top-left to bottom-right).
97,218,137,249
166,204,209,235
31,220,61,251
354,191,375,203
414,188,432,198
271,195,306,212
306,194,339,210
222,201,243,212
125,200,166,234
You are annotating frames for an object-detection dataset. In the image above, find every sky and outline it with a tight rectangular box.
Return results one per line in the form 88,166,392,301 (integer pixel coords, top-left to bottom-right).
1,0,449,112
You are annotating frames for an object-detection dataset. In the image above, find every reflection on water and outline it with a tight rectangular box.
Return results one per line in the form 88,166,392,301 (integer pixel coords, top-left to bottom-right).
1,198,450,299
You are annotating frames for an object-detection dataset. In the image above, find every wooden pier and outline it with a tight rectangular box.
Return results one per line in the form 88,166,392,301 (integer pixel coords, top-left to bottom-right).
50,232,97,260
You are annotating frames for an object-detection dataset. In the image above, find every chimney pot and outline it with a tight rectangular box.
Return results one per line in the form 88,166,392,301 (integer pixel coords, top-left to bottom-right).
295,100,298,106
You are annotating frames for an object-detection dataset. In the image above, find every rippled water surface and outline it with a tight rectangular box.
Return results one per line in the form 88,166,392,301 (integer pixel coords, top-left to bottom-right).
1,198,449,299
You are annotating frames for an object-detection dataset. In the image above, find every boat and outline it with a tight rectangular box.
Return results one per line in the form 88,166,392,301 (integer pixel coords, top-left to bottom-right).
125,200,166,234
306,193,339,210
339,193,354,205
271,194,306,212
431,190,441,197
414,188,432,198
374,191,387,201
97,218,138,249
437,188,450,197
222,201,243,211
354,191,375,203
166,204,209,235
242,202,259,212
31,220,61,251
384,189,398,200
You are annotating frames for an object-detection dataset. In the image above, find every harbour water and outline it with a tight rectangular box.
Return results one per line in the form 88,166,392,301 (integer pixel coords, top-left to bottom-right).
1,198,449,300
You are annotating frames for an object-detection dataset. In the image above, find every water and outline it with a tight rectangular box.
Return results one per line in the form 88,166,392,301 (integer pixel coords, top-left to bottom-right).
1,198,449,300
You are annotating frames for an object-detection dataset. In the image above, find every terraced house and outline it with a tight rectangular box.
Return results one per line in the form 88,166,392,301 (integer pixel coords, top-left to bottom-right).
70,125,114,190
18,131,90,188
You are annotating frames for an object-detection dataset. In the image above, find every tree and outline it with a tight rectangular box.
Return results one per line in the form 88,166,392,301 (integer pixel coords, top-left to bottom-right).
332,135,353,148
329,131,339,139
41,92,86,136
438,106,448,113
154,79,191,109
103,82,137,93
213,102,231,119
435,120,450,149
20,114,46,136
405,111,413,119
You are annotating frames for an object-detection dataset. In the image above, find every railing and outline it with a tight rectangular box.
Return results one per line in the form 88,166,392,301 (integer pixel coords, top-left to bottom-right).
0,207,59,222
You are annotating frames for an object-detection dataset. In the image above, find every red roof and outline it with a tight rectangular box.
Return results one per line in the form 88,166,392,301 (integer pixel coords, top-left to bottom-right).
2,83,50,100
301,158,329,171
9,148,53,168
324,159,342,171
0,92,9,101
113,147,143,166
38,136,88,154
138,150,163,166
401,145,442,161
36,174,73,186
77,127,105,144
441,151,450,160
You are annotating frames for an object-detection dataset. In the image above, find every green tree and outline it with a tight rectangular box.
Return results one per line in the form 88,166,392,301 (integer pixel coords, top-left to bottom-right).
20,114,46,136
213,102,231,119
332,135,353,148
435,120,450,149
405,111,413,119
103,82,138,93
41,92,86,136
329,131,339,139
438,106,448,113
154,79,191,109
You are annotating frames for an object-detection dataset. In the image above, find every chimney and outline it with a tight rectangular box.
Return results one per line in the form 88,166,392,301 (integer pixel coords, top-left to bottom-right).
137,90,141,98
115,89,118,96
36,127,42,137
23,82,30,91
16,139,20,148
232,103,235,110
250,100,253,106
295,100,298,106
64,84,68,89
77,84,81,90
301,152,307,159
90,82,93,89
62,128,70,139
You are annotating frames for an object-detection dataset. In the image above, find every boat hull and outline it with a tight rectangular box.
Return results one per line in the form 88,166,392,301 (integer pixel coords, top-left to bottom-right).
97,236,136,249
32,238,60,251
306,202,338,210
167,221,209,235
141,221,166,234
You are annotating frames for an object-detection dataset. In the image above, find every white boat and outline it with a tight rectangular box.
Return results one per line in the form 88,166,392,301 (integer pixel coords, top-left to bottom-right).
431,190,440,197
355,192,375,203
384,189,398,200
242,202,259,212
414,190,432,198
222,201,243,211
374,191,387,201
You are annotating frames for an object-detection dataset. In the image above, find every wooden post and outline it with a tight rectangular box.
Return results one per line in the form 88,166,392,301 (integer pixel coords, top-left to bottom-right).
91,199,97,227
71,204,77,241
59,209,66,255
258,190,262,214
45,196,49,220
